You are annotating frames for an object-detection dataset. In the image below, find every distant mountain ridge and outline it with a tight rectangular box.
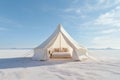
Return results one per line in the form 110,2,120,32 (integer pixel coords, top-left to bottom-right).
0,48,119,50
0,48,33,50
88,48,120,50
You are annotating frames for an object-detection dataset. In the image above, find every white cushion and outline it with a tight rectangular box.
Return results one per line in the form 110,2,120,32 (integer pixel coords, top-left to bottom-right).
52,52,72,57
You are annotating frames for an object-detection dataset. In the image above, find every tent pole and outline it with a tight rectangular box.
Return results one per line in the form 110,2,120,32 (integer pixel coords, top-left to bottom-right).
60,33,61,51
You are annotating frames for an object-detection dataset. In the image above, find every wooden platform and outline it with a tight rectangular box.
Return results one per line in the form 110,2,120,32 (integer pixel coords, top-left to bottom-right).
50,56,72,60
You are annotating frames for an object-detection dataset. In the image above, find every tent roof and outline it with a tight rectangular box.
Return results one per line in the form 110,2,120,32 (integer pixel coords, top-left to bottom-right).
35,24,84,49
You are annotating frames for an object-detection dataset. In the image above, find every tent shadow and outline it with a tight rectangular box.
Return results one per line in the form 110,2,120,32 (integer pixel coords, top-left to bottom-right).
0,57,72,69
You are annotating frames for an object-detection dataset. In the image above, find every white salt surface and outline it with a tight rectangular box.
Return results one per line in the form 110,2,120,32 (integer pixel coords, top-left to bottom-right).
0,49,120,80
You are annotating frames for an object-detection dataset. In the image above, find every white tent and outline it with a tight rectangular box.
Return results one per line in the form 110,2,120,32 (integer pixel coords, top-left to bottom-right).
32,24,88,61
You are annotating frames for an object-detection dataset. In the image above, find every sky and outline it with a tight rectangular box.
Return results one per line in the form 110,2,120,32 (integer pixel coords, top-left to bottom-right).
0,0,120,49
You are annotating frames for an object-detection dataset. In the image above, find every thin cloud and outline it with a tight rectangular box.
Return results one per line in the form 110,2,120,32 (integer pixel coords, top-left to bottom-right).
91,36,120,49
0,27,7,31
77,5,120,27
93,0,120,10
71,0,80,4
76,5,120,48
0,17,23,28
64,7,81,14
62,0,120,28
94,6,120,27
101,29,117,34
64,0,120,14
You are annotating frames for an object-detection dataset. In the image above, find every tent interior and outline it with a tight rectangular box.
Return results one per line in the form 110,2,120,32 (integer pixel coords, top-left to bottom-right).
48,32,73,59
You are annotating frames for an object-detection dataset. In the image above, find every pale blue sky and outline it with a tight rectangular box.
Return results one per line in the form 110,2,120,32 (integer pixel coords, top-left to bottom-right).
0,0,120,49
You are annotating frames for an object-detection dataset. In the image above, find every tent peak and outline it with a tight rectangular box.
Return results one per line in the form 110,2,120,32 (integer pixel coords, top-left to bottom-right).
57,24,63,29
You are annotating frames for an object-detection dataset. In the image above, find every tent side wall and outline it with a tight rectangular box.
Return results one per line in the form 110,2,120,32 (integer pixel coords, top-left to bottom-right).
33,32,60,60
61,33,80,60
32,49,45,60
60,30,88,60
35,25,62,49
32,48,51,61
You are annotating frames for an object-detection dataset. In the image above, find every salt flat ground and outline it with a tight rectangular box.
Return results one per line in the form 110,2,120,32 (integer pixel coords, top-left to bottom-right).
0,49,120,80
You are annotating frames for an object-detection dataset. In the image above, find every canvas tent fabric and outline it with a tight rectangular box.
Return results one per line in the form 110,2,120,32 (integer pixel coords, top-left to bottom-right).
32,24,88,61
